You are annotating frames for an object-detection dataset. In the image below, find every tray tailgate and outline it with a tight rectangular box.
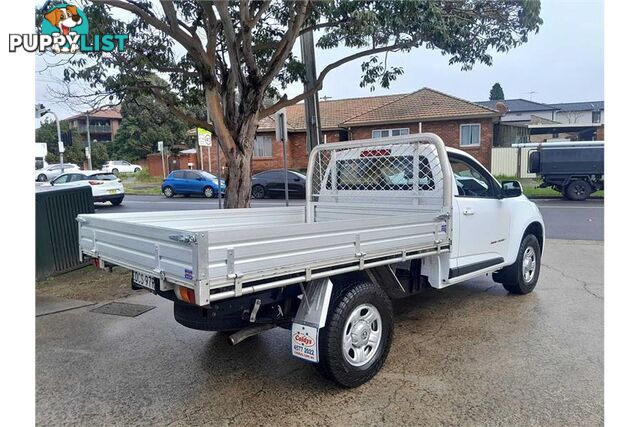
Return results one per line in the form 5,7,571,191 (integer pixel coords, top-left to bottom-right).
78,215,197,285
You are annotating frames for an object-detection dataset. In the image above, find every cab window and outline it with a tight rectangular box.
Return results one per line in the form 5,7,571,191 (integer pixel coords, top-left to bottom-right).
449,155,496,198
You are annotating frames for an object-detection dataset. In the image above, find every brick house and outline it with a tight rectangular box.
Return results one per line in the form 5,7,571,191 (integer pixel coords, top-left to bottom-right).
170,87,499,178
65,106,122,142
250,87,500,173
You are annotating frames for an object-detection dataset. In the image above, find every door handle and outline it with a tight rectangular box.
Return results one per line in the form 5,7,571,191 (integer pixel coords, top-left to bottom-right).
463,208,475,216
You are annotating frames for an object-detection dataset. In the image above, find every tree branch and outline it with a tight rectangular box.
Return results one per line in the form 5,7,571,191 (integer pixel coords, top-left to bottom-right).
260,40,419,118
260,0,311,92
97,0,208,65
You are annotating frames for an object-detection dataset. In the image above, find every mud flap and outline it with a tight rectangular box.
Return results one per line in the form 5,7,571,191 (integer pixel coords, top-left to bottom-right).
291,278,333,363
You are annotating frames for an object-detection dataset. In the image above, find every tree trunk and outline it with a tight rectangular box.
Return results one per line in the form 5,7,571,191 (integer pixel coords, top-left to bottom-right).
223,143,254,208
224,116,258,208
205,87,260,209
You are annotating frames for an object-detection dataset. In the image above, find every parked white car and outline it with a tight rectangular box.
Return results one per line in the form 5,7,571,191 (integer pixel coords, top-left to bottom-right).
79,133,544,387
35,163,80,182
102,160,142,175
48,170,125,205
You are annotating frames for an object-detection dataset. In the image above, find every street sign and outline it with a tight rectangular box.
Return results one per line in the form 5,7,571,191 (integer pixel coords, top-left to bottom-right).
85,147,91,159
35,142,47,158
275,109,287,143
58,140,65,154
197,128,212,147
158,141,164,152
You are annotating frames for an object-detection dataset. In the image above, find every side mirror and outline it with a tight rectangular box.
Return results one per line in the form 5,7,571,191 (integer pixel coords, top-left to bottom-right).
501,180,523,198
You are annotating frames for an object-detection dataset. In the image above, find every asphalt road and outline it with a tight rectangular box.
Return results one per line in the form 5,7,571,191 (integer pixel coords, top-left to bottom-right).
96,195,604,241
36,239,603,425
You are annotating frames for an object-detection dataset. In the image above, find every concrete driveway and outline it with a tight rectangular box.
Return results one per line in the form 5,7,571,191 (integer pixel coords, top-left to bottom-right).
36,239,603,425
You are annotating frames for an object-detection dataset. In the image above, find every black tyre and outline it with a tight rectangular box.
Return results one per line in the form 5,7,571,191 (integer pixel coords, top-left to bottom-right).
111,197,124,206
252,184,265,199
163,186,175,198
493,234,541,295
134,167,141,173
565,180,591,201
112,168,119,175
37,174,47,182
203,186,215,198
315,281,393,388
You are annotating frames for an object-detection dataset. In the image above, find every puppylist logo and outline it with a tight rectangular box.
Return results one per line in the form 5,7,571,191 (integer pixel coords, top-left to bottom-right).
9,3,128,54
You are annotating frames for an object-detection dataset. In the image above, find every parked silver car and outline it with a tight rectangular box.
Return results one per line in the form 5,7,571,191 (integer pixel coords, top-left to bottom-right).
35,163,80,182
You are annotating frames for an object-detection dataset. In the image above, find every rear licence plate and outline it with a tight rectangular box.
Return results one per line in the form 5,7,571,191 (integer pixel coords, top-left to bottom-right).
132,271,159,292
108,189,118,194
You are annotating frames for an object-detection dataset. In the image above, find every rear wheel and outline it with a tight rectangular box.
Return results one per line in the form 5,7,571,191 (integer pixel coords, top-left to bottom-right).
252,184,265,199
163,186,175,198
493,234,541,295
37,174,47,182
565,180,591,201
112,168,119,175
315,280,393,388
134,167,141,173
111,197,123,206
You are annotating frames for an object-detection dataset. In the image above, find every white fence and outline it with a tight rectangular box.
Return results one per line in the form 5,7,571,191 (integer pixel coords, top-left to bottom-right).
491,147,536,179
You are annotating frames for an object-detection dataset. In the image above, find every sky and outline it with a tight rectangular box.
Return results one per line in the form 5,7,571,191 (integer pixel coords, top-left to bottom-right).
35,0,604,120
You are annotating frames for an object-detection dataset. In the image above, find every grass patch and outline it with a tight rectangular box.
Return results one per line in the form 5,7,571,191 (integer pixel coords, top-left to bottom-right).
493,175,604,198
36,266,146,302
120,168,163,195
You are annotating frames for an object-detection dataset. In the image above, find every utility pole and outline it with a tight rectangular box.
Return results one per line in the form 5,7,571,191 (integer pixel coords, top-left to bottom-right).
85,114,93,170
205,104,222,209
276,110,289,207
300,30,322,151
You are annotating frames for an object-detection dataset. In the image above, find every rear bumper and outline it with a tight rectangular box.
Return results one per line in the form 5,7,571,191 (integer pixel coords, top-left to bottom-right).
93,193,124,203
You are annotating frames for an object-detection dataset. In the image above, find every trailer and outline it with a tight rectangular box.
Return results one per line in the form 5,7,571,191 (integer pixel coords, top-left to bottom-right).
79,134,545,387
517,141,604,201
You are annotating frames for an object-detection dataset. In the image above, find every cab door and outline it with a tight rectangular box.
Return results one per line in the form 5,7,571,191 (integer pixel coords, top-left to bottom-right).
449,154,511,277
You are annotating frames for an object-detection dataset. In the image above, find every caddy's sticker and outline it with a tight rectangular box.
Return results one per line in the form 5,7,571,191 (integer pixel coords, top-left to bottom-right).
291,323,319,363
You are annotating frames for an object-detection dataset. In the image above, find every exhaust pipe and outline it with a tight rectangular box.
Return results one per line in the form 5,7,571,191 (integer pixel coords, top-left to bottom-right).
227,324,275,346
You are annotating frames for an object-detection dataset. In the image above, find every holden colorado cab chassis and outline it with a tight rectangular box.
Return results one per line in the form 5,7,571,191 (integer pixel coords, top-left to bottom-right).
78,134,544,387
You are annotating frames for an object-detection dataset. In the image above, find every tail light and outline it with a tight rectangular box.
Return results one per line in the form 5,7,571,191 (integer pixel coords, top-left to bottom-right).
88,180,104,185
177,286,196,304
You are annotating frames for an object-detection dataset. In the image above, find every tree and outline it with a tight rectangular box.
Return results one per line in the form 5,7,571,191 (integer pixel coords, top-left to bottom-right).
489,83,505,100
62,0,542,207
112,76,189,162
36,119,111,168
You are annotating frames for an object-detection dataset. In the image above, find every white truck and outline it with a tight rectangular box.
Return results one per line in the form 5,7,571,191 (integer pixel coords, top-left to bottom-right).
78,134,544,387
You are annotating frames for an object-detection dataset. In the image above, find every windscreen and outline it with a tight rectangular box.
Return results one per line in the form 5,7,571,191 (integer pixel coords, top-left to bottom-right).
331,155,434,191
89,173,118,181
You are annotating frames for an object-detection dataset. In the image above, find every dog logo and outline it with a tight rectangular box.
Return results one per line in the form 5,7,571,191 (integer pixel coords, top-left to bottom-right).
41,4,88,53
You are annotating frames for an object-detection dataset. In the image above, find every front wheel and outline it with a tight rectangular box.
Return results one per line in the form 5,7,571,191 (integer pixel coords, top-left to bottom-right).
203,186,215,198
493,234,541,295
134,167,141,173
315,280,393,388
251,185,265,199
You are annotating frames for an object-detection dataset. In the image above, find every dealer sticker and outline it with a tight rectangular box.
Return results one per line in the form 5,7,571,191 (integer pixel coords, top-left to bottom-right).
291,323,319,363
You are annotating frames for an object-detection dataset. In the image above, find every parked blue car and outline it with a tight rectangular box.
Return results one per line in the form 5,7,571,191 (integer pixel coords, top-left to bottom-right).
162,170,226,198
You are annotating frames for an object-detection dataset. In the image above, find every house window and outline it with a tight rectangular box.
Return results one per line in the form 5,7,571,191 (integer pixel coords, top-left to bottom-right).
592,110,602,123
460,124,481,147
254,135,272,158
372,128,409,138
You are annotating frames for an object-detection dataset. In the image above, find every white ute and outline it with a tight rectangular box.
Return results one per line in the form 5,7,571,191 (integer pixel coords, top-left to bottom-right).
78,134,544,387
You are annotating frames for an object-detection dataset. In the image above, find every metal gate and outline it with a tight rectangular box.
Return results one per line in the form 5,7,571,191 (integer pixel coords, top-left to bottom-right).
36,186,95,280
